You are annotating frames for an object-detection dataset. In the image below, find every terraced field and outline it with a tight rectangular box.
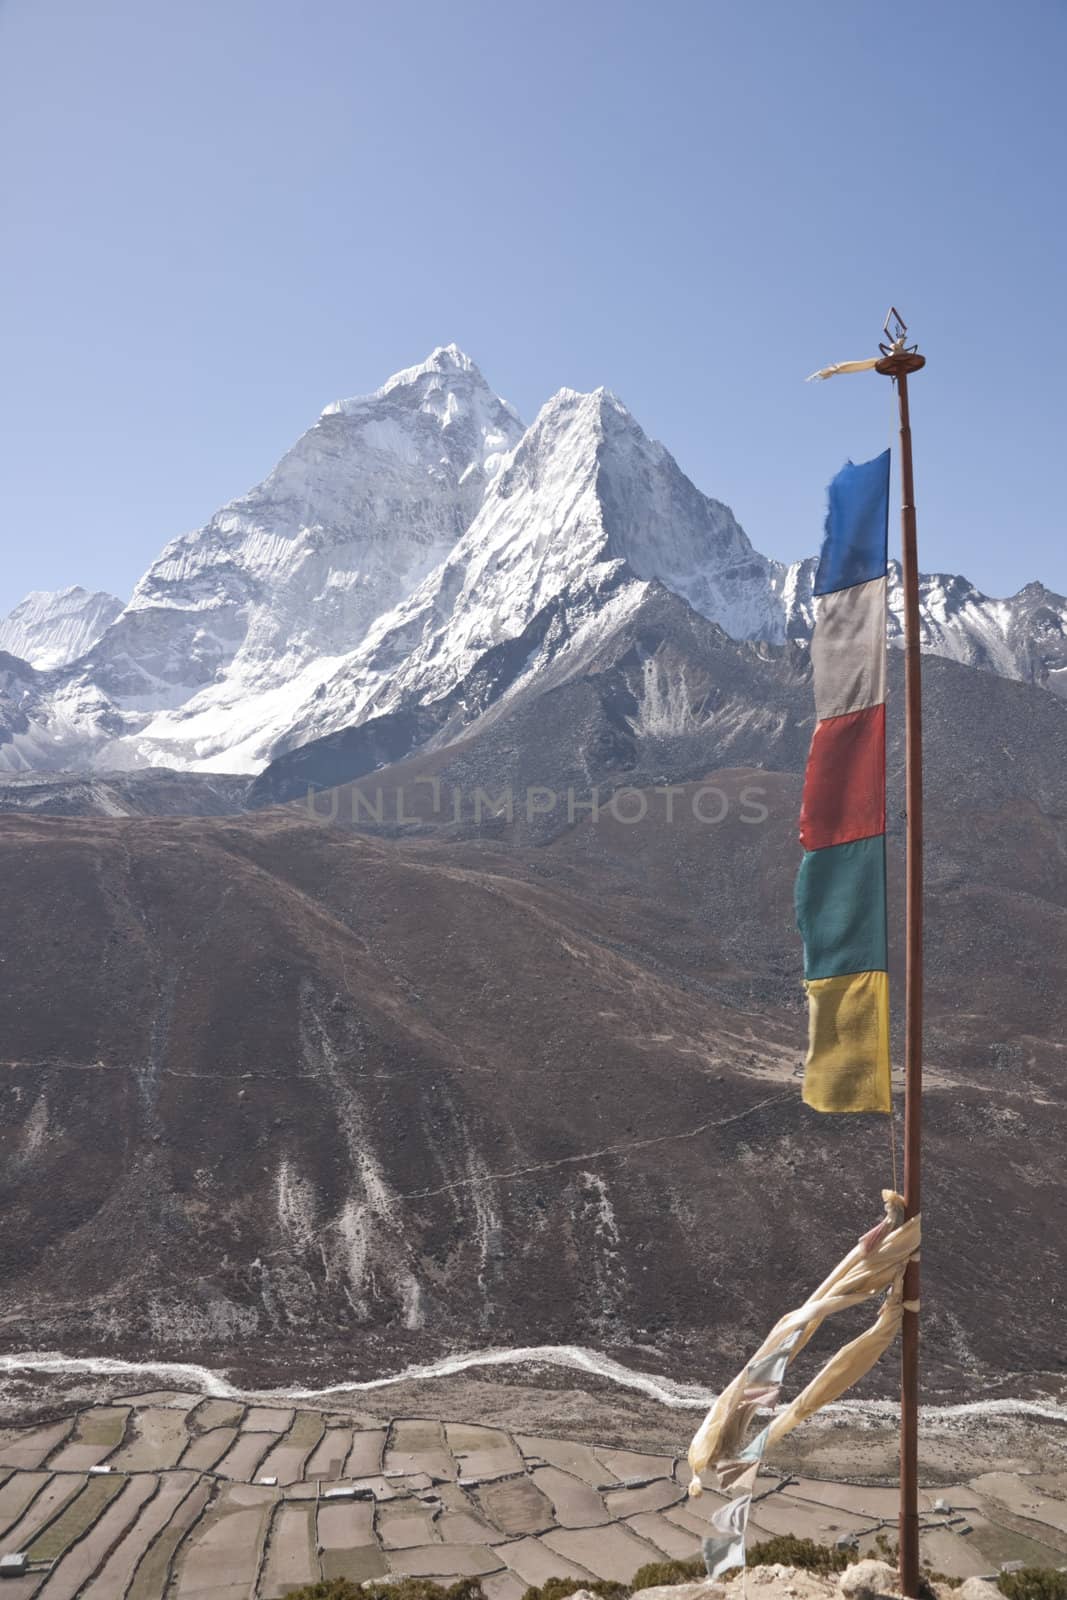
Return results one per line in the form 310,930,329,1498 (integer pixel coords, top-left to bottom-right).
0,1393,1065,1598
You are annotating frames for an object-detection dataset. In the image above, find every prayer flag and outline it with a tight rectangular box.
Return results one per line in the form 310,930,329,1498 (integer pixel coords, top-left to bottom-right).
796,452,891,1113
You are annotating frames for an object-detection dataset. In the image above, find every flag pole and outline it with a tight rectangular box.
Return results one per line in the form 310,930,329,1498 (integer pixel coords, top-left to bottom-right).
875,310,925,1599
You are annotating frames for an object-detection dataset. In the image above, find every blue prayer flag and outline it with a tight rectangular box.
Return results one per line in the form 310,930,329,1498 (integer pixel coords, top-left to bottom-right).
813,451,890,596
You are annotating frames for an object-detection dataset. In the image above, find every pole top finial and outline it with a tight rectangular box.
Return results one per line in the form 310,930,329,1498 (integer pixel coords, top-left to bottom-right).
875,307,925,377
883,307,909,347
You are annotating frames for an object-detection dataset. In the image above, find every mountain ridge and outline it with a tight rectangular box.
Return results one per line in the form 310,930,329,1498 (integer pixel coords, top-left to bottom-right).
2,681,1063,1382
1,346,1064,779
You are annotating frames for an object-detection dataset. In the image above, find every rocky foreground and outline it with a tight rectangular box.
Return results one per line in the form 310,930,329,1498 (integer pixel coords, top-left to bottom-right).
614,1565,1018,1600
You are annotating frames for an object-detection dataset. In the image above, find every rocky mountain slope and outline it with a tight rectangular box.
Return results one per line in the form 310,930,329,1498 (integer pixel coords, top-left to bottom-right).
1,641,1064,1391
1,348,1063,782
248,579,813,809
0,768,252,818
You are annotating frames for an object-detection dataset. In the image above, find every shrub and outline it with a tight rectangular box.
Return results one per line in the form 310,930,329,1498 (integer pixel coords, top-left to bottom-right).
284,1583,365,1600
998,1570,1067,1600
521,1582,628,1600
629,1559,706,1590
526,1538,855,1599
746,1535,855,1575
286,1581,487,1600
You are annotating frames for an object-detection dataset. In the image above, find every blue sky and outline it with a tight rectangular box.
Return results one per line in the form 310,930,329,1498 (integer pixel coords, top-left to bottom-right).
2,0,1064,615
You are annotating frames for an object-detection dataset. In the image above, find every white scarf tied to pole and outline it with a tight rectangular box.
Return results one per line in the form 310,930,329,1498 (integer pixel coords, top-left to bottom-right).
687,1190,921,1578
805,357,882,381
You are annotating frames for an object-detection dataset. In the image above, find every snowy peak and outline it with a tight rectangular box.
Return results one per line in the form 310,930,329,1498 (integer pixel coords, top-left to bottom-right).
320,343,522,482
776,557,1067,697
1,345,1063,779
89,350,523,720
491,384,781,638
0,348,526,773
0,586,123,670
268,383,787,756
886,567,1067,695
338,341,490,403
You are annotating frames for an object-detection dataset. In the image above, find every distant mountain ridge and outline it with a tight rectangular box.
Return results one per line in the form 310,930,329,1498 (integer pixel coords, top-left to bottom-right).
0,586,122,670
1,345,1064,777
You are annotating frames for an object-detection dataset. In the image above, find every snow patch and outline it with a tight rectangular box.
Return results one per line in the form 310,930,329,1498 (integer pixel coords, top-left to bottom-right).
275,1159,318,1250
629,656,700,737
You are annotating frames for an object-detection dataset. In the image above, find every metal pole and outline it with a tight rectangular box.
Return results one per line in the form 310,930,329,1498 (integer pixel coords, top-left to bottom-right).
876,315,925,1598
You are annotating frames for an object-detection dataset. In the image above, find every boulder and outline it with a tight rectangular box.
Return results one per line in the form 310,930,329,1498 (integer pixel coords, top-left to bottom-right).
957,1581,1004,1600
837,1559,901,1600
749,1568,840,1598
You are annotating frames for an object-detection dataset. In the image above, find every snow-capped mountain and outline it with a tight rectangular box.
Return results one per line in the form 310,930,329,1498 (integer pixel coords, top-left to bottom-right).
0,586,122,670
266,384,785,759
0,346,523,773
776,557,1067,695
1,346,1064,777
